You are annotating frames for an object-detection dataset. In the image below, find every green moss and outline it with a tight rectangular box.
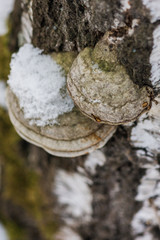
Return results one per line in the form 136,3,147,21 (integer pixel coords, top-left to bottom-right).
2,220,28,240
0,109,58,240
3,161,57,239
4,161,42,212
51,51,77,76
80,47,92,61
0,108,20,157
0,34,11,80
95,59,115,72
0,16,13,81
0,19,58,239
79,47,116,72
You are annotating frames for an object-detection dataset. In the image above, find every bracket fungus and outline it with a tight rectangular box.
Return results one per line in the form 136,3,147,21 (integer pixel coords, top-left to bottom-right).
6,87,116,157
7,44,116,157
67,35,153,125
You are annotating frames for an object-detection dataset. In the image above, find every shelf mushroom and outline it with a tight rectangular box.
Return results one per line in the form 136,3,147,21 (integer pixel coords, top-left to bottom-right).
6,87,116,157
67,35,153,125
7,44,117,157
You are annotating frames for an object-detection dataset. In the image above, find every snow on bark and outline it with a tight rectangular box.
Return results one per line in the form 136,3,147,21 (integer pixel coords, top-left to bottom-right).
142,0,160,23
130,22,160,163
131,168,160,240
0,0,14,35
149,25,160,90
54,170,93,226
131,113,160,165
54,150,109,236
8,44,74,127
130,93,160,236
131,88,160,236
130,7,160,236
84,150,106,175
128,19,139,36
120,0,131,11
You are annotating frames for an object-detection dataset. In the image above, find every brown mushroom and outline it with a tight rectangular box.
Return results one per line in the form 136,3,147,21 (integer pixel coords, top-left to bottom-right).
67,35,152,125
7,44,117,157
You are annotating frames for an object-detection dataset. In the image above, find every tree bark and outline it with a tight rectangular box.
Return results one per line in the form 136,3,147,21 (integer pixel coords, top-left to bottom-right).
1,0,160,240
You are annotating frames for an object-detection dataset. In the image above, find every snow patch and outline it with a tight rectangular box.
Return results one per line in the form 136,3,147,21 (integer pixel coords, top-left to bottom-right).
85,150,106,174
131,168,160,239
0,223,9,240
82,0,89,7
54,170,93,225
120,0,131,11
149,25,160,89
142,0,160,23
8,44,74,127
0,0,14,35
128,19,139,36
0,81,7,109
135,232,155,240
136,169,160,201
131,114,160,157
55,227,82,240
130,107,160,166
140,2,160,91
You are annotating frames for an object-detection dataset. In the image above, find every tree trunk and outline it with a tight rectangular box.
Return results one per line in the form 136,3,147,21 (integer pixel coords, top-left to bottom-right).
1,0,160,240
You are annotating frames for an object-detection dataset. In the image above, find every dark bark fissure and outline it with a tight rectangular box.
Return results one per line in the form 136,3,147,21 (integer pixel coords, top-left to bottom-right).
78,127,144,240
32,0,122,52
117,0,154,88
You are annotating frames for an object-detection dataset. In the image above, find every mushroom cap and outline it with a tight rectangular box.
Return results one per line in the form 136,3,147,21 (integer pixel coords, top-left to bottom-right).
67,42,152,125
6,87,117,157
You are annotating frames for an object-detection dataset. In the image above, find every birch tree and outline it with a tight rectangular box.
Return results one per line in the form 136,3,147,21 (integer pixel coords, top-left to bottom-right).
0,0,160,240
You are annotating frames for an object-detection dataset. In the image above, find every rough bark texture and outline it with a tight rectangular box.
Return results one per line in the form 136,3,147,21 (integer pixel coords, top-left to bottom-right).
1,0,160,240
78,128,143,240
32,0,154,87
32,0,121,52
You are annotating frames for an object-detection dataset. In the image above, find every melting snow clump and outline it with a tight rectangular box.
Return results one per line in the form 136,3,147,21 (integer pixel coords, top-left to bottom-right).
54,170,93,225
8,44,74,126
85,150,106,174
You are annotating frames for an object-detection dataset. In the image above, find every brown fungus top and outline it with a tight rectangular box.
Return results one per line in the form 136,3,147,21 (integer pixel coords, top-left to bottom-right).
67,37,152,125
